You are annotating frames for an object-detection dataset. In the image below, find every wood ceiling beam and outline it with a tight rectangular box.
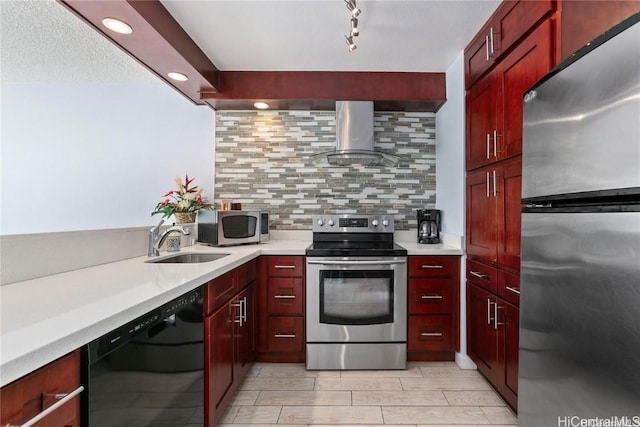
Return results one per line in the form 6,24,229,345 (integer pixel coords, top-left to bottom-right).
59,0,220,105
58,1,447,111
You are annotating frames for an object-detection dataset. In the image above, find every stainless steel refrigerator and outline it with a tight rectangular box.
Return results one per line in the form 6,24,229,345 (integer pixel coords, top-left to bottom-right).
519,13,640,426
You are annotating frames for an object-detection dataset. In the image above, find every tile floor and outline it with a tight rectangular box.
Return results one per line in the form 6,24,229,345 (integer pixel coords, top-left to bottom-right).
219,362,517,426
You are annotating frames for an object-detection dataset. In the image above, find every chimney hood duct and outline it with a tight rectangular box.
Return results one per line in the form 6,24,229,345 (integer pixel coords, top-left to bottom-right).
311,101,401,167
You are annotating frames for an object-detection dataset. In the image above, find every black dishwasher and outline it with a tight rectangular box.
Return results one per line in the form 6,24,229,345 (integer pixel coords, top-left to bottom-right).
81,287,204,427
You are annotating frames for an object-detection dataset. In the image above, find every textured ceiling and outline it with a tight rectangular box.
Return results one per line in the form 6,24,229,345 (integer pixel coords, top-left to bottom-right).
0,0,159,83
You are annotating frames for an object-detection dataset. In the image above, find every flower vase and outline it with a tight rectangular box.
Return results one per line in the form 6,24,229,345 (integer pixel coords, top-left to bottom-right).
174,212,196,224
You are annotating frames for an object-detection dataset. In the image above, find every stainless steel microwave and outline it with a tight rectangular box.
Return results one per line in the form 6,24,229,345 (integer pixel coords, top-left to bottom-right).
196,210,268,246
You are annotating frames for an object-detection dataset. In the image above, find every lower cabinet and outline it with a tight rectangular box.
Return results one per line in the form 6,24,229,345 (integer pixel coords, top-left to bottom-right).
407,256,460,361
467,265,519,410
0,350,82,427
205,259,257,427
256,255,306,362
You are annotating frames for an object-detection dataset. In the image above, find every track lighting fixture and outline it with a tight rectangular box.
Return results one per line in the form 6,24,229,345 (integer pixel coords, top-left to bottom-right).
344,0,361,18
345,35,357,52
343,0,361,52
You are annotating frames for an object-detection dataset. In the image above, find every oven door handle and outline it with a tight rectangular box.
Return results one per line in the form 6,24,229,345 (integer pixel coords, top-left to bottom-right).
307,259,406,266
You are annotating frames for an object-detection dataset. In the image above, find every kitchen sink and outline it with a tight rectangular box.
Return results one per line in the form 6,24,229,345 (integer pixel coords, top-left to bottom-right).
146,253,230,264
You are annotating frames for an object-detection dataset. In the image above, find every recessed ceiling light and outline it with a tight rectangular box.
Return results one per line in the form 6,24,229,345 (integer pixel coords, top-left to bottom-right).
254,102,270,109
101,18,133,35
167,72,188,82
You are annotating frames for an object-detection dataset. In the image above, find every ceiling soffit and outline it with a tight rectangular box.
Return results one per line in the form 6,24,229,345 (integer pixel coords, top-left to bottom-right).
58,0,446,111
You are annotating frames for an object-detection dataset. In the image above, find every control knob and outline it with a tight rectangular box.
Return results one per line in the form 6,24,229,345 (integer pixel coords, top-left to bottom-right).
317,219,324,226
382,219,389,227
328,219,334,226
371,219,379,227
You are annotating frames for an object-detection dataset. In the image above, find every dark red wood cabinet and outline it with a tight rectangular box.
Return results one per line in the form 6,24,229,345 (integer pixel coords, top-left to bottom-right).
466,157,522,271
0,351,81,427
464,1,555,412
204,259,257,427
466,20,553,171
465,0,554,89
407,256,460,361
257,255,306,362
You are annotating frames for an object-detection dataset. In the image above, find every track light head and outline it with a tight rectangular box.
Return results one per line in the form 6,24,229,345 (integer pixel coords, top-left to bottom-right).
344,0,361,18
350,18,359,37
345,35,357,52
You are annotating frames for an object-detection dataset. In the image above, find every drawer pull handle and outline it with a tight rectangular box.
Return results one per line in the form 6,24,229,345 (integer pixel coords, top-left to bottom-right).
274,295,296,299
11,386,84,427
506,286,521,295
421,265,443,269
274,265,296,269
421,295,443,300
274,334,296,338
421,332,443,337
470,271,488,279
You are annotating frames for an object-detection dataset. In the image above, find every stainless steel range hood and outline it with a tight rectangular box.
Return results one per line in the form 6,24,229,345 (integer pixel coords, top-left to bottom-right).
311,101,401,167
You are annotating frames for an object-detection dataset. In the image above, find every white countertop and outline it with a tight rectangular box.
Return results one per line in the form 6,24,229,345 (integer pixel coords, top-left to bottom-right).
0,238,460,387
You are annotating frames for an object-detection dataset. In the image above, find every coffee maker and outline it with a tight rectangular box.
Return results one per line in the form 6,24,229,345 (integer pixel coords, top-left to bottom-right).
417,209,441,244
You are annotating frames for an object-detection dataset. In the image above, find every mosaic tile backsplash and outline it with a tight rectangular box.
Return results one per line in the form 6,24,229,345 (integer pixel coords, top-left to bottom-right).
215,111,436,230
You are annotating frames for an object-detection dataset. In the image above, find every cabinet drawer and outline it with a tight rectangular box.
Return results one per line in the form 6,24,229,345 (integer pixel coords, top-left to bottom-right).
267,317,304,353
409,256,458,278
408,278,453,314
466,258,497,294
498,269,520,307
408,315,453,352
266,256,304,277
1,351,80,427
268,277,304,315
205,270,236,314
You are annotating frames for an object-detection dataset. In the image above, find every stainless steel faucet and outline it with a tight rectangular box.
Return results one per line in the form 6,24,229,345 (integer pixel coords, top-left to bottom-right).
148,219,192,256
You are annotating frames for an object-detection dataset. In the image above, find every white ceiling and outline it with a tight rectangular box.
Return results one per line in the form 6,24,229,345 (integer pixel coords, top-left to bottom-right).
160,0,501,72
1,0,500,87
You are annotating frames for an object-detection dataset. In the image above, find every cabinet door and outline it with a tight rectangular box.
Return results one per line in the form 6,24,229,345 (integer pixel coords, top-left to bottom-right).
467,283,498,383
464,20,495,89
205,303,234,426
498,20,553,161
466,167,497,262
497,300,519,410
496,158,522,270
492,0,554,59
466,73,498,171
235,285,255,379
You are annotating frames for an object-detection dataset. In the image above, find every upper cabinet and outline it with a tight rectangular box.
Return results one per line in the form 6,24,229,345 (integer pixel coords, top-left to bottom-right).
557,1,640,63
465,0,555,90
466,21,553,171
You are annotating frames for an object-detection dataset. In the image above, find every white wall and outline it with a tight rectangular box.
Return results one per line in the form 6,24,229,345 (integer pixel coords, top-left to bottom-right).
1,82,214,234
0,0,215,235
436,52,474,368
435,52,465,236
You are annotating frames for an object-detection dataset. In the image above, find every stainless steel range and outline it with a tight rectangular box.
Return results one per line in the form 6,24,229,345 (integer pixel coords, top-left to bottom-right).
305,214,408,370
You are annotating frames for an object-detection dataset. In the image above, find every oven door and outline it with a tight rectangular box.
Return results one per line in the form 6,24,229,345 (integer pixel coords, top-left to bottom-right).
306,257,407,343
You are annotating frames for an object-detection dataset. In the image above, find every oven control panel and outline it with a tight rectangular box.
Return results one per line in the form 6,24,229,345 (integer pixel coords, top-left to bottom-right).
312,214,394,233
